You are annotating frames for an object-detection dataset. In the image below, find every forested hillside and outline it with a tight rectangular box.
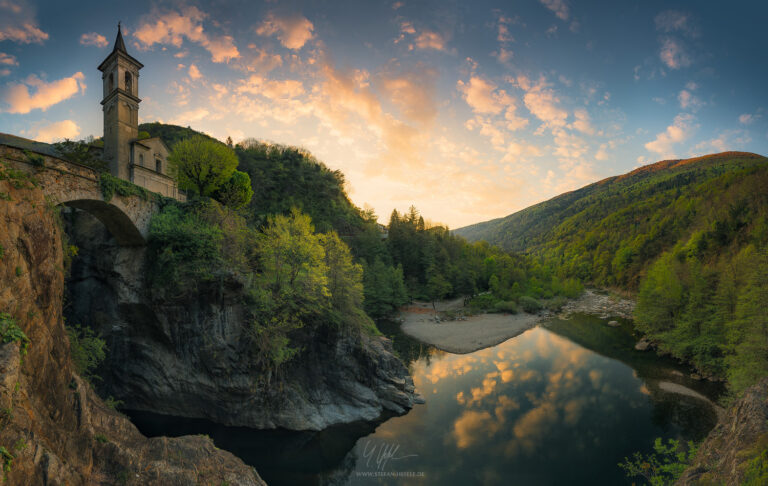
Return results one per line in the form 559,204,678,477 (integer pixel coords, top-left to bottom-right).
457,152,768,394
141,123,581,323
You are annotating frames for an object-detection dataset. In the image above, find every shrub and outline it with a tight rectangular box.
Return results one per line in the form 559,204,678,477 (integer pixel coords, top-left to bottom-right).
104,396,124,410
493,300,519,314
147,202,225,287
468,293,497,312
545,296,568,312
95,434,110,444
23,150,44,167
618,438,698,486
0,313,29,356
519,296,542,313
66,324,106,383
14,267,21,277
100,173,150,202
0,446,12,477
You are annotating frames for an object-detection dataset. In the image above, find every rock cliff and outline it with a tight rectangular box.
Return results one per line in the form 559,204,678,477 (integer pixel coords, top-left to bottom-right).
63,205,420,431
677,378,768,485
0,170,265,485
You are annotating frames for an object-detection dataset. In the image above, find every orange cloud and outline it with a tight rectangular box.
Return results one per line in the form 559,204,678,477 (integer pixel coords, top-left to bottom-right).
133,7,239,63
644,113,696,157
188,64,202,80
1,72,86,114
414,30,447,51
376,66,438,125
0,0,47,44
453,410,500,449
25,119,80,142
256,13,314,50
79,32,108,48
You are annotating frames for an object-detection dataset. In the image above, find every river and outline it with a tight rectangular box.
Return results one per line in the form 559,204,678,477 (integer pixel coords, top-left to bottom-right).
128,313,721,485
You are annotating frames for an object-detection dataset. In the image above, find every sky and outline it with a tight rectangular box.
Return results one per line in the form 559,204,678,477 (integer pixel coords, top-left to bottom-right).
1,0,767,228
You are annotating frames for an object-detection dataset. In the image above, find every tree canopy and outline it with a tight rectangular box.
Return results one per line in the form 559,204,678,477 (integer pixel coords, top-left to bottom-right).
168,135,238,197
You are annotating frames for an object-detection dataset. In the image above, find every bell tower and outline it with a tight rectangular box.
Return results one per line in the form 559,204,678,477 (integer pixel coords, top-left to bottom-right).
98,24,143,180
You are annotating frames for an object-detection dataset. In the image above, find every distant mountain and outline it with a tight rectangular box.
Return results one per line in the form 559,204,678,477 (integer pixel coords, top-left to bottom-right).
455,152,768,288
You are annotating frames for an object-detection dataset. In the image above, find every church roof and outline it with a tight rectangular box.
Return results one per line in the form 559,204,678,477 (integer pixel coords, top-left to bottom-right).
98,24,144,71
0,132,60,158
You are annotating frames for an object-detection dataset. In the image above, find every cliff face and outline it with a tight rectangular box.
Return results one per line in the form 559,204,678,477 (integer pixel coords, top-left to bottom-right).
64,209,421,431
677,378,768,485
0,173,265,485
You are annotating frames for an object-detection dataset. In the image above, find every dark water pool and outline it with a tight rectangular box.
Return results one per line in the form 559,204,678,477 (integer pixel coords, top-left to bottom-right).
128,314,721,485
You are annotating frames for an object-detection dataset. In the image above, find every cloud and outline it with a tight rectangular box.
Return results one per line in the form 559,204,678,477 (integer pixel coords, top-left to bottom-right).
237,75,305,100
644,113,696,158
414,30,448,51
570,108,594,135
539,0,569,21
255,13,314,50
655,10,697,37
496,15,516,43
377,66,438,125
0,52,17,66
515,75,568,128
396,22,450,52
25,119,80,142
0,0,48,44
170,107,211,125
1,72,86,114
188,64,202,80
739,113,760,125
457,76,511,115
659,37,691,69
133,6,240,63
79,32,108,48
692,129,751,154
677,89,703,110
493,47,514,64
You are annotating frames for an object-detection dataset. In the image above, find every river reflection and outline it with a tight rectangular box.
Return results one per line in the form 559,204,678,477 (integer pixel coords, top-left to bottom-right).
129,315,720,485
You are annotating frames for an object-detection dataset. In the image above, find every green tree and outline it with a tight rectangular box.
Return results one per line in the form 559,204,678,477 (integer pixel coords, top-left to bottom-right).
250,209,330,375
168,135,238,197
426,270,452,313
214,169,254,209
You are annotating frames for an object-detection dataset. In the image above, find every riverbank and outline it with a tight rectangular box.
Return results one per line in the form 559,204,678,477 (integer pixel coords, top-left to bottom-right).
400,308,540,354
399,289,636,354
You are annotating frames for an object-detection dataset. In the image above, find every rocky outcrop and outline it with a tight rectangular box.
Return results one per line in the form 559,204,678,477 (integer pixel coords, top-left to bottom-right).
0,173,265,485
64,208,421,431
677,378,768,485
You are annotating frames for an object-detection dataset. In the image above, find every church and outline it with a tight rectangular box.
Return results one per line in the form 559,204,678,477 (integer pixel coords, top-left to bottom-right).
97,25,182,199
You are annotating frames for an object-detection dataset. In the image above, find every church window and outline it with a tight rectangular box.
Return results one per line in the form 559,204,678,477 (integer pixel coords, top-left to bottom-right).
156,159,162,173
139,154,144,166
125,72,132,93
109,73,114,92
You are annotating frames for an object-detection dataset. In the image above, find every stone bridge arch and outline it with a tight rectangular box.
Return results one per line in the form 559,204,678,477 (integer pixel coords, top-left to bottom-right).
1,144,157,246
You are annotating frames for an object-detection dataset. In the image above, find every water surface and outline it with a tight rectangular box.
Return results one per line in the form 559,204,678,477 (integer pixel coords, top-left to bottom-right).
130,314,720,485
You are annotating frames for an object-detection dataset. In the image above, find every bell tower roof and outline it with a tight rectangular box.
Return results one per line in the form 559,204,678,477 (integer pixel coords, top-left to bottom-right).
98,23,144,72
113,22,127,53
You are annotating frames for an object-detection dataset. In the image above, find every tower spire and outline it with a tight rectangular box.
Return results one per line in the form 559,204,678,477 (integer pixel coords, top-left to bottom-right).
113,22,127,54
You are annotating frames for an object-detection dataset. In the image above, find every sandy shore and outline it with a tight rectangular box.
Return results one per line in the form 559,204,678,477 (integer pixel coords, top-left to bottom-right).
399,301,540,354
398,289,637,355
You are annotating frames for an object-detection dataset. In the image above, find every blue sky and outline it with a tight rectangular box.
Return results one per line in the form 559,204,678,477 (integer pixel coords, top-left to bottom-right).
1,0,766,227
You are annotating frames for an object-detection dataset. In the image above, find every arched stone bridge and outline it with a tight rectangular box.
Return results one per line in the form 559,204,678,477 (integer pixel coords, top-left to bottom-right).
1,144,157,246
